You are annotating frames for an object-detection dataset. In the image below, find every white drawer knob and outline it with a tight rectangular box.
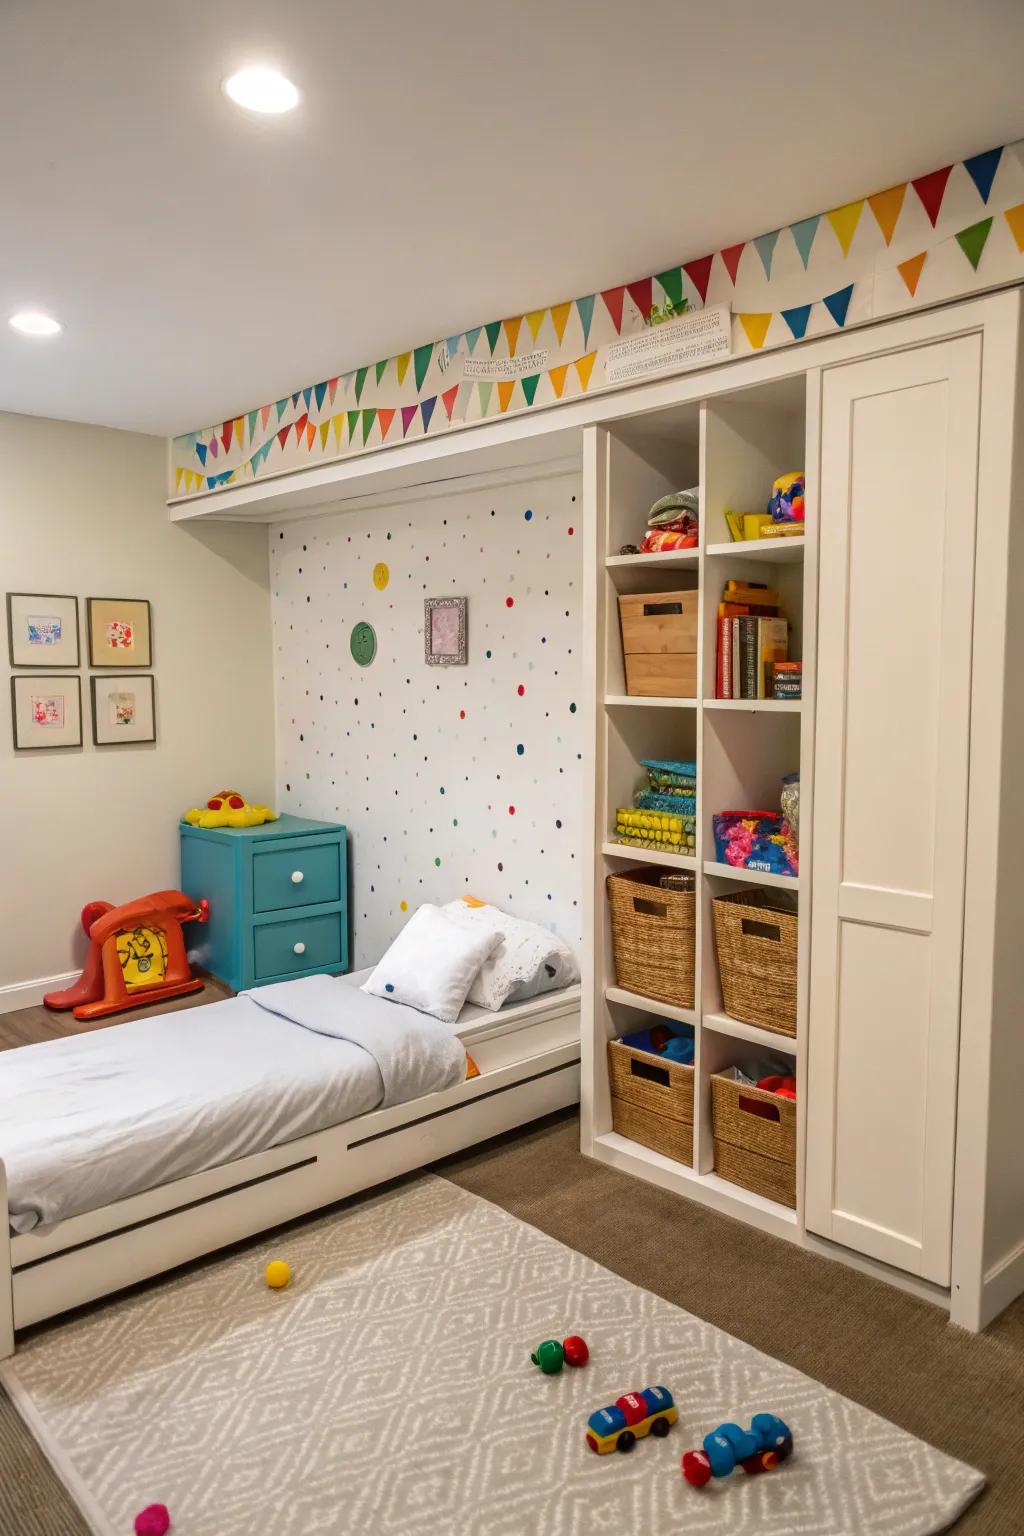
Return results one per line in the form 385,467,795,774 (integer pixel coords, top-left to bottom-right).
293,942,306,955
291,870,304,884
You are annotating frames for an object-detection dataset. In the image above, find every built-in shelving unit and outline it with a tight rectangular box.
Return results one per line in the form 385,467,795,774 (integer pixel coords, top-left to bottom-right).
584,371,814,1239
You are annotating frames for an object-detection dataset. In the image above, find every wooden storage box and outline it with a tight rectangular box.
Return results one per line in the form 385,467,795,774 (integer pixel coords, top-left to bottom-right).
608,1038,694,1166
711,1071,796,1207
607,867,695,1007
712,890,798,1037
618,590,698,698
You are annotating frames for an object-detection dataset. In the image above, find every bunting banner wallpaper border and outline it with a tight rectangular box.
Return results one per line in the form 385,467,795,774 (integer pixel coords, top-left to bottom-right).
170,141,1024,499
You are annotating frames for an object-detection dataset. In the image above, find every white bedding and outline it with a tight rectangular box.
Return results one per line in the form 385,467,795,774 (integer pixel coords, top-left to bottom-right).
1,974,467,1234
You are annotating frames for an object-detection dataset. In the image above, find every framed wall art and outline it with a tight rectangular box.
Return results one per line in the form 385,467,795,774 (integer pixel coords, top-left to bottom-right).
10,674,83,750
87,596,152,667
6,592,80,667
424,596,467,666
91,673,156,745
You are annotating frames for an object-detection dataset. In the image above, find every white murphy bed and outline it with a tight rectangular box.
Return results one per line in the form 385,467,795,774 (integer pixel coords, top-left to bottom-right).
166,287,1023,1333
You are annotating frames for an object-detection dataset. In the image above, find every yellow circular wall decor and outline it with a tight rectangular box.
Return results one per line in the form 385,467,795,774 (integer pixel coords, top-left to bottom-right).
372,562,390,591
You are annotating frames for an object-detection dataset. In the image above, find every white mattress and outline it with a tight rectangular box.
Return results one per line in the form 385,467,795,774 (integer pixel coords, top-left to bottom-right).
2,975,580,1234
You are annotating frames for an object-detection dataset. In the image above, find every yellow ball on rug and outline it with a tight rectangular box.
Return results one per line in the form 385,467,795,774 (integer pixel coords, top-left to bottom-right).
265,1260,291,1290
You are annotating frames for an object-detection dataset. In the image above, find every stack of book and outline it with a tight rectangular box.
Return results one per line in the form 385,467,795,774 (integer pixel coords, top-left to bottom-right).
715,580,789,700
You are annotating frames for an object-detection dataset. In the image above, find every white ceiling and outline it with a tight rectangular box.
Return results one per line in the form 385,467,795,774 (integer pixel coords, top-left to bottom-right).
2,0,1022,438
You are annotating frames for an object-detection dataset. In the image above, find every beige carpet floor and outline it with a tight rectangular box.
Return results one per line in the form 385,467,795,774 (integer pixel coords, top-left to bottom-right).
3,1110,1023,1534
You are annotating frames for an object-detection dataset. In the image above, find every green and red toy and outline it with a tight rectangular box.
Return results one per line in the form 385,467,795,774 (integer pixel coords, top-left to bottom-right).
530,1335,589,1374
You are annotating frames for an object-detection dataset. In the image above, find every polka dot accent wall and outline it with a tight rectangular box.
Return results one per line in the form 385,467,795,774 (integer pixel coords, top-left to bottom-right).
271,472,584,967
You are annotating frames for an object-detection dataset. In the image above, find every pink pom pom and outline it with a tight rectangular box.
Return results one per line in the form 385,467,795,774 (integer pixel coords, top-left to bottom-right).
134,1505,171,1536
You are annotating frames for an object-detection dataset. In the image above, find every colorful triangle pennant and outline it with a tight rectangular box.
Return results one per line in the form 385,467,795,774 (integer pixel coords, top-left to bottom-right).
261,404,272,430
753,230,780,279
332,414,345,448
575,351,597,391
420,396,437,432
497,380,516,413
484,321,502,355
548,363,569,399
414,343,433,391
318,420,330,451
375,361,387,387
780,303,812,340
576,294,595,347
911,165,953,227
1005,202,1024,253
738,313,772,350
626,278,653,321
327,378,339,406
355,367,368,403
601,286,626,332
502,317,523,355
521,374,540,408
378,406,396,439
867,184,906,246
347,410,360,440
396,352,412,385
477,381,493,416
964,147,1002,204
401,403,418,437
719,243,744,285
361,408,376,445
221,419,233,451
247,409,259,441
195,442,208,466
302,387,312,411
550,301,572,343
789,215,820,268
827,200,864,257
525,310,546,344
441,384,460,420
465,326,482,355
682,257,712,305
656,267,685,311
896,251,927,296
822,284,854,328
276,398,288,421
955,216,993,271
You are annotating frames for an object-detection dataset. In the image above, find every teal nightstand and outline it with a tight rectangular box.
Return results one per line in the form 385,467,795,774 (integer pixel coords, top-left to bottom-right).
179,814,348,991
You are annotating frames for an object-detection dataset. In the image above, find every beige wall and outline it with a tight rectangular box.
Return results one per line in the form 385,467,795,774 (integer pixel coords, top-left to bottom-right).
0,412,274,997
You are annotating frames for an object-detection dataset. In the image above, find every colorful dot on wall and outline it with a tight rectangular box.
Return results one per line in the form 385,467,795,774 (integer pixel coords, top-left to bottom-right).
568,526,575,536
400,900,408,912
556,819,562,828
373,562,390,590
459,709,465,719
569,702,577,713
517,684,525,696
516,743,524,755
485,650,492,659
524,509,533,521
434,856,441,866
508,805,516,815
505,596,514,608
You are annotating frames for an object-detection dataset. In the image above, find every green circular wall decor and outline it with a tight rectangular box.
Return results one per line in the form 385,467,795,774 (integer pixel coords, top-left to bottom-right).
350,620,377,667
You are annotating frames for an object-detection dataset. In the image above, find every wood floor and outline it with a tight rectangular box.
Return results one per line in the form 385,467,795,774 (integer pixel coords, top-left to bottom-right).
0,971,233,1051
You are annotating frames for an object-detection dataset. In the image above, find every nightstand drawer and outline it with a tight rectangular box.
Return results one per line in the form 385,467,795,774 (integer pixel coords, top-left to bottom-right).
253,841,341,913
253,911,345,979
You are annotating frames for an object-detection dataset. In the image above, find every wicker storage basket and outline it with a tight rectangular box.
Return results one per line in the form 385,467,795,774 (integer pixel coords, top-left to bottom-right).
712,890,798,1036
608,1039,694,1166
711,1071,796,1207
607,867,695,1007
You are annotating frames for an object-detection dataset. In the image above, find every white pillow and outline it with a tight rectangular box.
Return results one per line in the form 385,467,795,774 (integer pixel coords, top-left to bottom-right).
362,904,500,1023
442,900,580,1012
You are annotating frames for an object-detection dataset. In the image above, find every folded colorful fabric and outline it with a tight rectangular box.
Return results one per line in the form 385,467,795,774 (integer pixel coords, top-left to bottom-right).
634,790,697,816
641,757,697,777
615,808,695,852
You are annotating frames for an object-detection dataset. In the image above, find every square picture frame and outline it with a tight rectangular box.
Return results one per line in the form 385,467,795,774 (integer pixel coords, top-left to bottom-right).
10,674,83,750
6,592,80,667
424,596,467,666
91,673,156,745
87,596,152,668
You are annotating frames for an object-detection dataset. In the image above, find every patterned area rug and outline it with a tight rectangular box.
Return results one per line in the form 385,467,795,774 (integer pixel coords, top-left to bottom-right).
3,1176,982,1535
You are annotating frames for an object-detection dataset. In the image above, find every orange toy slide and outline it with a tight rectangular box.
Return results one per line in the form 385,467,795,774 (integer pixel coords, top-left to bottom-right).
44,891,210,1022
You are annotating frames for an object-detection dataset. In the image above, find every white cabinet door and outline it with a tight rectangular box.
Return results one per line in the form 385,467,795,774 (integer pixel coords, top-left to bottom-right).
806,338,980,1284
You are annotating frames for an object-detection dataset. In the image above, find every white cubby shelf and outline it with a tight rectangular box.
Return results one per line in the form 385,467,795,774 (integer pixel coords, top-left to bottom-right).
586,375,812,1234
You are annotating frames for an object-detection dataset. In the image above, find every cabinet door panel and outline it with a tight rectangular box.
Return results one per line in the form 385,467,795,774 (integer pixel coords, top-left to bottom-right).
806,338,980,1284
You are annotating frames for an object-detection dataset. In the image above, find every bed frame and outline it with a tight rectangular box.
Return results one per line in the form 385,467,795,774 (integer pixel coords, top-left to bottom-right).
0,981,581,1359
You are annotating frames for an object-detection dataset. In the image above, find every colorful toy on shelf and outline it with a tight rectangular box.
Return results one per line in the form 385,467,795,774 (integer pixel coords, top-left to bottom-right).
182,789,278,830
43,891,210,1022
757,1074,797,1101
682,1413,793,1486
767,471,805,524
636,489,699,553
621,1022,695,1067
712,810,799,878
586,1387,677,1453
531,1335,590,1374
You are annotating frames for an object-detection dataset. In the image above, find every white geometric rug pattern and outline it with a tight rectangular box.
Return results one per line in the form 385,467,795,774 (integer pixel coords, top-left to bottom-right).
2,1175,983,1535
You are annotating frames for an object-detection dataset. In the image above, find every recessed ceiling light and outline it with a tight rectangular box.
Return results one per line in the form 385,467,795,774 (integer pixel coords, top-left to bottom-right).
223,67,299,114
9,311,62,337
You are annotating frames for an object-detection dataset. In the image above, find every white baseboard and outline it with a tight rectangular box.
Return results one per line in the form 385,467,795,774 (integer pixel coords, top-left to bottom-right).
0,972,78,1015
980,1235,1024,1329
